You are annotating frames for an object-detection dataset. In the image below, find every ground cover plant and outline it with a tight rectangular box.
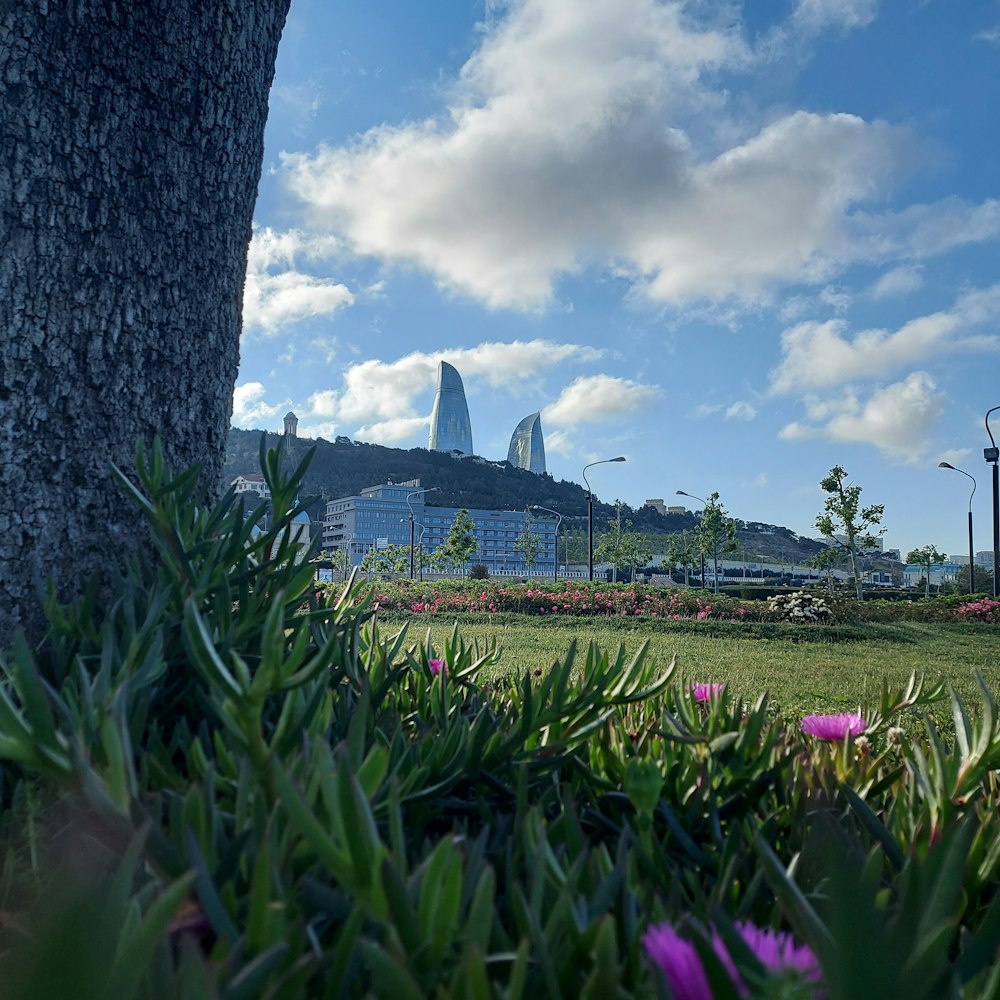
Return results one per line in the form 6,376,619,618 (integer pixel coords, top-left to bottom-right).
0,445,999,997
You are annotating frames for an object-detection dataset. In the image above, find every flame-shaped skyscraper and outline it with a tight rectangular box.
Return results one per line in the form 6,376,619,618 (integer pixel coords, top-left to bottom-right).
428,361,474,454
507,412,546,474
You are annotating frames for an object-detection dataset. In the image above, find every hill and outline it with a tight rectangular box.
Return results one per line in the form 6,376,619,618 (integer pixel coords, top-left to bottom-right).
224,428,825,562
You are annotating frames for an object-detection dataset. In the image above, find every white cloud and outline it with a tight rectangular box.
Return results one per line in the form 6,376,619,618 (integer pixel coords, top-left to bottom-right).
791,0,877,34
770,284,1000,394
975,27,1000,45
725,400,757,420
936,448,973,468
870,264,923,299
778,372,944,463
542,374,661,427
755,472,769,487
299,339,603,442
243,227,354,334
279,1,991,312
232,382,288,429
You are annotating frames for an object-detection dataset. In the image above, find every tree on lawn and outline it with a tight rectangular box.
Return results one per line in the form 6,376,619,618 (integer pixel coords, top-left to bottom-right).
621,532,652,582
906,545,947,599
0,1,292,645
360,543,411,580
815,466,885,601
666,530,699,586
695,493,737,595
513,511,540,574
806,546,846,595
436,510,478,576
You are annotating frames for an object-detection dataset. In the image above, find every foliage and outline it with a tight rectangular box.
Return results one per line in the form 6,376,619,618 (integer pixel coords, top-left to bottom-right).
469,563,489,580
1,444,1000,996
665,529,699,585
360,542,411,578
594,500,652,582
512,510,540,570
957,596,1000,623
435,508,478,575
815,465,885,601
695,491,738,595
768,590,833,622
907,544,947,599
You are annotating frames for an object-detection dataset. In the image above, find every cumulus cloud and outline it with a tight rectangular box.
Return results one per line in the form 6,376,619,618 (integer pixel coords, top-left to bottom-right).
243,227,354,333
870,264,923,299
277,0,994,312
769,284,1000,394
542,374,661,427
778,372,944,462
297,339,604,446
232,382,288,428
791,0,877,34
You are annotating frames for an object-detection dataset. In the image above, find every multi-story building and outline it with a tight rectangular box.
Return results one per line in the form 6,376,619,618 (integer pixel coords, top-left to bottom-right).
231,473,271,500
507,412,546,473
323,480,557,575
428,360,474,455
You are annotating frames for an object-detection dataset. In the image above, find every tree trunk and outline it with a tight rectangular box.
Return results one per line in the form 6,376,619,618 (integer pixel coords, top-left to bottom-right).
0,0,290,644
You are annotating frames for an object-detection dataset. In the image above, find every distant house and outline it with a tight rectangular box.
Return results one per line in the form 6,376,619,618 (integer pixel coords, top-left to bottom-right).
231,473,270,500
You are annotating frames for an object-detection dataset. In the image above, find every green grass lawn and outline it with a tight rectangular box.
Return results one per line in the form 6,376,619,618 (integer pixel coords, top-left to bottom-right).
380,614,1000,723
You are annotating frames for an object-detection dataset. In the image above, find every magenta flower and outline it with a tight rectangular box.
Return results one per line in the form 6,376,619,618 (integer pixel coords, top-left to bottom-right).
800,712,866,741
428,658,445,677
733,921,820,981
645,920,821,998
642,924,713,1000
691,682,724,702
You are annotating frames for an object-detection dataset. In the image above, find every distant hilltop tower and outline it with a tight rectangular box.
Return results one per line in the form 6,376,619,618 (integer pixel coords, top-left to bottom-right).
283,411,298,438
428,361,474,454
507,412,546,474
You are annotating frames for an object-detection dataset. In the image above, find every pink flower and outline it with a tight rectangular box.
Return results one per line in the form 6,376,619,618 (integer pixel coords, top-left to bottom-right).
691,682,724,702
428,658,445,677
642,925,712,1000
800,712,866,741
733,922,820,981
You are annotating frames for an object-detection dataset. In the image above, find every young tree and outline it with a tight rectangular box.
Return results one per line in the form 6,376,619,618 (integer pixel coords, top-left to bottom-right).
695,492,737,595
1,2,291,644
436,510,478,576
513,511,540,574
666,531,698,586
360,543,410,579
595,501,629,582
806,546,845,595
906,544,947,599
815,466,885,601
621,532,652,582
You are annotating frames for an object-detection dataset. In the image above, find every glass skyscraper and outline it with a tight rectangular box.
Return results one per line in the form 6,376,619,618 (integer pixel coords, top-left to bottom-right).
507,412,546,474
428,361,474,454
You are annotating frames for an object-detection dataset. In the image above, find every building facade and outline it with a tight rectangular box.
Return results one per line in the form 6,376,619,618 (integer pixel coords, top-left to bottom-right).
506,412,546,473
323,481,557,575
231,473,271,500
428,361,474,455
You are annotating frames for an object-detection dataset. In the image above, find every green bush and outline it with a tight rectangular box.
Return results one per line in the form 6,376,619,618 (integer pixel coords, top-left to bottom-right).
0,442,998,997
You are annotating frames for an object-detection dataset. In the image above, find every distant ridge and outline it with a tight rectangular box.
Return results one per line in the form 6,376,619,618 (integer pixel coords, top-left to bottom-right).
223,427,825,560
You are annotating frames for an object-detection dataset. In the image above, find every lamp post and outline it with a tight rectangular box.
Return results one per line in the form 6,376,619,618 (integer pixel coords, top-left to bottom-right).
531,505,563,582
986,406,1000,598
676,490,708,589
583,457,627,581
406,487,439,579
938,462,977,594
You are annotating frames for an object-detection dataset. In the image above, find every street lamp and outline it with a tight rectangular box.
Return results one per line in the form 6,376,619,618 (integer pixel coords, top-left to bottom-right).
531,505,563,582
938,462,977,594
583,457,626,581
406,487,439,579
986,406,1000,598
676,490,708,589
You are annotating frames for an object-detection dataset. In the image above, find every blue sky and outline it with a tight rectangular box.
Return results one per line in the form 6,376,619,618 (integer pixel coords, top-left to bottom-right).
235,0,1000,559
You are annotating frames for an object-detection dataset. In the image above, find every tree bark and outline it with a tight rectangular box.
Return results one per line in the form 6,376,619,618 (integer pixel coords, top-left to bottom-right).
0,0,290,644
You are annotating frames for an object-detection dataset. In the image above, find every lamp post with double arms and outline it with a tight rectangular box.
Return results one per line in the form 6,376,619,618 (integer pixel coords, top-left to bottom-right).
676,490,708,589
583,457,627,581
938,462,977,594
406,487,439,579
531,505,563,582
986,406,1000,598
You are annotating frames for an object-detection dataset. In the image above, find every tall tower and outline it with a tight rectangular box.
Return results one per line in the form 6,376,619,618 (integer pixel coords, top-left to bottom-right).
507,412,546,473
428,361,474,454
283,411,298,438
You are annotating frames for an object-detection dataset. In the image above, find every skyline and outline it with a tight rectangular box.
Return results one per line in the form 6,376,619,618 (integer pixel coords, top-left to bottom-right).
234,0,1000,559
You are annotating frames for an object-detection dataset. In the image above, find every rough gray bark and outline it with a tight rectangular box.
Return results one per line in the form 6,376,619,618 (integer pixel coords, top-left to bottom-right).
0,0,291,645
